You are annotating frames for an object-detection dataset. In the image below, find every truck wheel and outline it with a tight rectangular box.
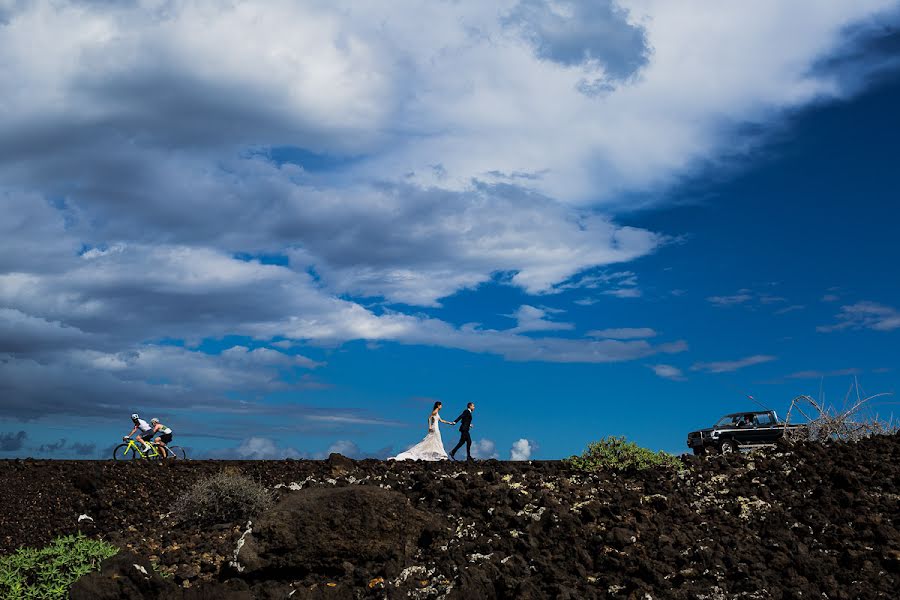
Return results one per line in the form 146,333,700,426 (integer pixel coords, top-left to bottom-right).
719,441,737,455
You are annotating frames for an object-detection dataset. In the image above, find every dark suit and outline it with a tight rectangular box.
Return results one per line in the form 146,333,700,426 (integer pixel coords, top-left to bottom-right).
450,408,473,459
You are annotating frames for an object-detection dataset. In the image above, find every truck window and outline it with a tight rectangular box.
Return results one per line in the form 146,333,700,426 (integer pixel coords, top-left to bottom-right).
756,413,773,426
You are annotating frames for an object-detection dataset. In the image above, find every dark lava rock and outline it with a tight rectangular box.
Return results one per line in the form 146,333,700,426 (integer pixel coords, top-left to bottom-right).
326,452,355,476
72,472,100,495
71,552,255,600
607,527,637,548
237,485,442,578
70,552,178,600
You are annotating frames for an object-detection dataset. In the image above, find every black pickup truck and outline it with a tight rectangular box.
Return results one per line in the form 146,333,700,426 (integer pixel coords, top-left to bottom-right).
686,410,804,455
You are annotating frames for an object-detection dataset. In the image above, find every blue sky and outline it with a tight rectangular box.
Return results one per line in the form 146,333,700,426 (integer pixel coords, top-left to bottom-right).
1,1,899,460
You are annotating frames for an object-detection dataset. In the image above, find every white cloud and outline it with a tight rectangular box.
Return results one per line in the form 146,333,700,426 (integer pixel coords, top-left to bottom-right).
708,289,792,310
508,305,574,333
471,438,500,460
692,354,777,374
589,327,657,339
0,231,690,421
0,308,91,353
602,287,642,299
0,1,892,213
559,271,642,301
707,292,754,306
220,346,323,370
510,438,536,461
227,437,303,460
649,364,685,381
775,304,805,315
784,368,860,380
325,440,361,458
1,1,897,431
817,301,900,332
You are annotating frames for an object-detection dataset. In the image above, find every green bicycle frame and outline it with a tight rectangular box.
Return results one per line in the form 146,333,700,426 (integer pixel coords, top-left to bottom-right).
122,438,161,459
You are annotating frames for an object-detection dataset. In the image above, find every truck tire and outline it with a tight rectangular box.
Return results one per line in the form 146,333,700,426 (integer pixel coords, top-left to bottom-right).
719,440,738,455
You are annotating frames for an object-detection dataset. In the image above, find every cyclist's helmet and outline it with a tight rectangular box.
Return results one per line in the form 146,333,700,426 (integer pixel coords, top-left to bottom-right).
150,418,159,424
131,413,139,420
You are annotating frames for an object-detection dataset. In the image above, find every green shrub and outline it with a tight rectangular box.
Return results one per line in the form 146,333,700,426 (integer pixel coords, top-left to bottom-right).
173,470,274,526
567,436,682,473
0,533,117,599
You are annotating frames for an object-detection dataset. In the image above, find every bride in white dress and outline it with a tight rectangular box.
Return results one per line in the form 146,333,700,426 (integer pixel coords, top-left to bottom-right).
390,401,454,461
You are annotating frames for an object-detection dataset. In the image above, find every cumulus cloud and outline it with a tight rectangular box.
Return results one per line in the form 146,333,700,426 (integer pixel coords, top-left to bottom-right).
1,0,897,435
218,437,303,460
1,0,894,208
325,440,361,458
817,301,900,332
510,438,537,461
471,438,500,460
71,442,97,456
38,439,100,457
205,437,391,459
0,308,91,355
0,431,27,452
504,0,648,80
322,441,394,459
38,439,67,454
692,355,777,374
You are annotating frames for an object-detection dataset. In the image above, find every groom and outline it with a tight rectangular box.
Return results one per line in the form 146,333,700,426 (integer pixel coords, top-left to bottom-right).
450,402,475,461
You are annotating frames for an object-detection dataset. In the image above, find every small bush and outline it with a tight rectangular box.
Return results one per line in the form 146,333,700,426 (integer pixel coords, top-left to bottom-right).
0,533,117,599
173,470,273,525
567,436,682,473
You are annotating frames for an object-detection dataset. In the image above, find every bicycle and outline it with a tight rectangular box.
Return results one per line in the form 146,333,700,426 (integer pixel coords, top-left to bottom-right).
164,444,188,460
112,437,188,460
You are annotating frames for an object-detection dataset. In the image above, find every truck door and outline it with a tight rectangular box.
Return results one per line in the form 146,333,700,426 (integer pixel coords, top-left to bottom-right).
751,412,776,443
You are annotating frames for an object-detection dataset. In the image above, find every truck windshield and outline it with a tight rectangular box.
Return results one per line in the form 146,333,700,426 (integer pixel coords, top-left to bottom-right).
715,416,743,427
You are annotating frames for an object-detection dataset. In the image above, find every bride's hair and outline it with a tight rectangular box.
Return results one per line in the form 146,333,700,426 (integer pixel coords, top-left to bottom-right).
432,401,442,411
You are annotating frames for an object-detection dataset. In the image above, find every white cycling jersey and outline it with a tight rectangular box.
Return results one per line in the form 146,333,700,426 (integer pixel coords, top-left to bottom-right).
134,419,151,433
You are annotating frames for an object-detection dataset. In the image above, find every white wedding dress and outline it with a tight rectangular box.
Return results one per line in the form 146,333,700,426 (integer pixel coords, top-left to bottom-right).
390,413,449,461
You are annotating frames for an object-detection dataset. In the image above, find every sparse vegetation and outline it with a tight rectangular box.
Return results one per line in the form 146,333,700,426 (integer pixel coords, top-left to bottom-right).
785,379,897,443
173,469,274,525
567,436,682,473
0,533,117,600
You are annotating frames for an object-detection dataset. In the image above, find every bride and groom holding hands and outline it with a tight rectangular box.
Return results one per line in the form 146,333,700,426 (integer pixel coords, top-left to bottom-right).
391,401,476,462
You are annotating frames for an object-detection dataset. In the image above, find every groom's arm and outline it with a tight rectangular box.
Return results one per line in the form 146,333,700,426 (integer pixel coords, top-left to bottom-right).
454,411,466,424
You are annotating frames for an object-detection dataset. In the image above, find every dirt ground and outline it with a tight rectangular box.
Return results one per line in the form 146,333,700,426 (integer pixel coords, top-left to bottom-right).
1,434,898,599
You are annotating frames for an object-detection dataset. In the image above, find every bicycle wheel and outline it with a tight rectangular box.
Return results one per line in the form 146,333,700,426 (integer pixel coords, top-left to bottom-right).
165,445,187,460
113,443,139,461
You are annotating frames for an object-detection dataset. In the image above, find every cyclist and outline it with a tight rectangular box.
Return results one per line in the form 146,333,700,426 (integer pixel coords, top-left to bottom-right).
124,413,154,453
148,418,174,458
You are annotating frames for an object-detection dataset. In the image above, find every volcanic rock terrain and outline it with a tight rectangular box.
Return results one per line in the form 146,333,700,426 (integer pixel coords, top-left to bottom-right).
1,434,898,598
